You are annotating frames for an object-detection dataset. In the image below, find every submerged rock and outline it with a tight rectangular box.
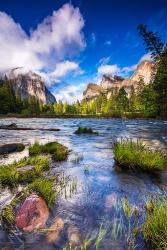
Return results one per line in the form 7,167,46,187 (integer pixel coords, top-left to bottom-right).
0,123,60,131
47,217,64,243
68,225,81,245
15,194,49,232
0,143,25,154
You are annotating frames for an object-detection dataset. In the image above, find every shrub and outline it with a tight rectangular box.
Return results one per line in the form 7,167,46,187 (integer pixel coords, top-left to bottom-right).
75,127,99,135
113,138,166,171
29,141,69,161
28,178,56,207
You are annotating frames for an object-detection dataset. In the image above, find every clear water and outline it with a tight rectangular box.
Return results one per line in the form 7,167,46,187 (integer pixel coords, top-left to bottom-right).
0,118,167,250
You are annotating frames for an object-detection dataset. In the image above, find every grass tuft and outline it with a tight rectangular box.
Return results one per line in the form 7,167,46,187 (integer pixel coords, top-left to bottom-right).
143,198,167,250
75,127,99,135
28,178,56,207
113,138,166,171
29,141,69,161
0,155,50,187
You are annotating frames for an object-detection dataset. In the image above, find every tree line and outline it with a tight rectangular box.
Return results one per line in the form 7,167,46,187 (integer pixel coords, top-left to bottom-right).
0,79,41,115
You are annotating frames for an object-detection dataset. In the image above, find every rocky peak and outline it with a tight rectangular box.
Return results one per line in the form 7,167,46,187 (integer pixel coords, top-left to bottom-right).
83,83,101,100
4,67,56,104
100,75,124,90
128,60,153,84
83,60,153,100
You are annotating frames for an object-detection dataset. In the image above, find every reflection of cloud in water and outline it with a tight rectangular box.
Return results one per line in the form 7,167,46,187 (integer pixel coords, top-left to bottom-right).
97,175,111,183
105,193,117,209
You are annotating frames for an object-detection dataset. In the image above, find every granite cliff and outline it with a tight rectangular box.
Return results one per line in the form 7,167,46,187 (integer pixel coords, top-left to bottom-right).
3,67,56,104
83,60,153,100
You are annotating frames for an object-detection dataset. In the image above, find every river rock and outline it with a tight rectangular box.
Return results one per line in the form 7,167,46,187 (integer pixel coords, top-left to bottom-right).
68,225,81,245
0,123,60,131
15,194,49,232
0,143,25,154
47,217,64,243
17,165,34,173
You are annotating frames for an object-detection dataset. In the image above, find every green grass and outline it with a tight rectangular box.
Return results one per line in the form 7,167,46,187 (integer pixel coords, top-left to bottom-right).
143,199,167,249
29,141,69,161
113,138,166,171
0,155,50,187
75,127,99,135
1,190,28,226
28,178,56,207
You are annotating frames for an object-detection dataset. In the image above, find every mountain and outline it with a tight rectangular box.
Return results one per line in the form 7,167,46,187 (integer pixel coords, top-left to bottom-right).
83,60,153,100
3,67,56,104
83,83,102,100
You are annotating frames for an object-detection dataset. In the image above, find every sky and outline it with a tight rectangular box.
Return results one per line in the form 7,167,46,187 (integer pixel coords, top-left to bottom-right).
0,0,167,102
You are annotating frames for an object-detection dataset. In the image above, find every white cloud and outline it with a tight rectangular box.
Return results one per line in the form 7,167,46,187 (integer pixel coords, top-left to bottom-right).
98,56,111,66
0,4,85,75
121,64,138,75
50,61,80,78
54,83,86,103
98,64,120,75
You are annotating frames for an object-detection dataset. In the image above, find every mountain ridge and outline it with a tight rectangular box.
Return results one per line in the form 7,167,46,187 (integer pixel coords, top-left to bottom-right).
83,60,153,100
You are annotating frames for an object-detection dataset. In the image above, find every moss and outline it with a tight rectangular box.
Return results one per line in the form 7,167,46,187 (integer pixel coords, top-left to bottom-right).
143,199,167,249
75,127,99,135
29,141,69,161
28,178,56,207
113,138,166,171
0,155,50,187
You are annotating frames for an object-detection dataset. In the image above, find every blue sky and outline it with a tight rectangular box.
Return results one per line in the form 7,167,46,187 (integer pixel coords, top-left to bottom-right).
0,0,167,102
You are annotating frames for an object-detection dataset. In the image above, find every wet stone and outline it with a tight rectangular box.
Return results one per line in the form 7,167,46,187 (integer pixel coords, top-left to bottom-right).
15,194,49,232
46,217,64,243
67,225,81,245
0,143,25,155
17,165,34,173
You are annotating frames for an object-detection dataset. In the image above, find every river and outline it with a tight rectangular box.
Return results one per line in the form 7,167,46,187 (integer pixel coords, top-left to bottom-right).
0,118,167,249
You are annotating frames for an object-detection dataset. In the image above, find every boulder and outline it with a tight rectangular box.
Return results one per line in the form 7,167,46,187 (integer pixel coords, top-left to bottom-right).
15,194,49,232
0,143,25,154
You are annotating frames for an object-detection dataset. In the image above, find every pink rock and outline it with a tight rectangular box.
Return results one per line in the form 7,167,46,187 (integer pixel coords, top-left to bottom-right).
15,194,49,232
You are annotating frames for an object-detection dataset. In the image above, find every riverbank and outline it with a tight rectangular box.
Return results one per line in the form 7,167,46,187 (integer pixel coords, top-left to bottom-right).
0,113,166,120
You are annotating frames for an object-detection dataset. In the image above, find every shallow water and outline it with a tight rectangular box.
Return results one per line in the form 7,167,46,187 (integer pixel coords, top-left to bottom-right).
0,118,167,250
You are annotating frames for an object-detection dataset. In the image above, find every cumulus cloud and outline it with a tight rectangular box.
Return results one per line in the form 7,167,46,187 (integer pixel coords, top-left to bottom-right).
54,83,86,103
50,61,80,78
0,4,85,75
98,64,120,75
